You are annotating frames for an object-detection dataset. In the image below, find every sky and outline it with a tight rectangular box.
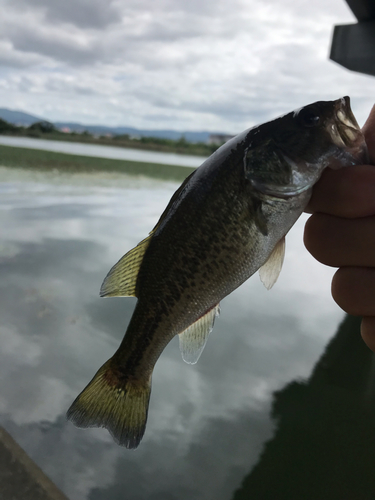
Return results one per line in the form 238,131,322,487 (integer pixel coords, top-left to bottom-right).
0,0,374,133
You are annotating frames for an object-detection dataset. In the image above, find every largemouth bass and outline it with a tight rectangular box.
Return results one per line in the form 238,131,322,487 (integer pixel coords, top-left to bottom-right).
67,96,368,448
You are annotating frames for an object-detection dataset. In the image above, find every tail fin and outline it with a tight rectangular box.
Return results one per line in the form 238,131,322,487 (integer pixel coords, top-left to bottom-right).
67,359,152,449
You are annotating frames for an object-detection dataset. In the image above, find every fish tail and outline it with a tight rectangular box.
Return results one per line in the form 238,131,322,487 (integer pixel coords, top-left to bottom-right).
67,359,152,449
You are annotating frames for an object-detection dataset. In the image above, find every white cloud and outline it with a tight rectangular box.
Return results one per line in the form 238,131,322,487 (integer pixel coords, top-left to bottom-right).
0,0,373,132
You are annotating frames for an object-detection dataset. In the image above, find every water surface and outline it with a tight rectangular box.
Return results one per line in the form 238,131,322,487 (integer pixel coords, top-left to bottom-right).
0,166,373,500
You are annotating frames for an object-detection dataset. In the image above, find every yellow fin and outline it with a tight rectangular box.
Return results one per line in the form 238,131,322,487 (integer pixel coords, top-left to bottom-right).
259,236,285,290
100,170,197,298
178,304,220,364
67,359,152,449
100,234,152,298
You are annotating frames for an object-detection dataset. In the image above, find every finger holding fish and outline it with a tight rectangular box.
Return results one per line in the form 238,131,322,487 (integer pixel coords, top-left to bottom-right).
305,103,375,352
304,213,375,268
305,164,375,218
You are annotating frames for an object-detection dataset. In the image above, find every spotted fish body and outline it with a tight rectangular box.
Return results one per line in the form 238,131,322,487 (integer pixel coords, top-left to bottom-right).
126,147,308,366
67,97,368,448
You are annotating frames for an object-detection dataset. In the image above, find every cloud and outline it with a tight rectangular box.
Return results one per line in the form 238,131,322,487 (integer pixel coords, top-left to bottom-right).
0,0,372,131
4,0,122,29
0,40,49,69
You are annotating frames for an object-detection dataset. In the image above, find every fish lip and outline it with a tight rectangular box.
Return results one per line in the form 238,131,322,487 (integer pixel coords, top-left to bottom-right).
337,96,361,129
328,96,369,165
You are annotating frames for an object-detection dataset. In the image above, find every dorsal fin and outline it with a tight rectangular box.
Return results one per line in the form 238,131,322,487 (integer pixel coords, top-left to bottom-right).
100,169,197,298
100,234,153,297
259,236,285,290
178,304,220,364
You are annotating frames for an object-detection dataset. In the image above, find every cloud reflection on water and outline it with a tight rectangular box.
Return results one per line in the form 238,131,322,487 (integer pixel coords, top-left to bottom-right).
0,167,345,499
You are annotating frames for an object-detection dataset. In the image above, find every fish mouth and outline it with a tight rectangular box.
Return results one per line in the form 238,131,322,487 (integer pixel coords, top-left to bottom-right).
327,96,369,167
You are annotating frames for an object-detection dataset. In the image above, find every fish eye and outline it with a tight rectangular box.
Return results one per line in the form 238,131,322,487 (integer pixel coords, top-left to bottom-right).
295,108,321,127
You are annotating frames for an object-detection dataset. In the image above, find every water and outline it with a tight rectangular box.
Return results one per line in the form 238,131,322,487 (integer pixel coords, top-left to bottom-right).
0,165,374,499
0,135,207,168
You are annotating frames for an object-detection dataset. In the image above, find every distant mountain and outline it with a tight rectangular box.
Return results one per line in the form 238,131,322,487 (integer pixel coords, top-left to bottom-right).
0,108,46,126
0,108,223,143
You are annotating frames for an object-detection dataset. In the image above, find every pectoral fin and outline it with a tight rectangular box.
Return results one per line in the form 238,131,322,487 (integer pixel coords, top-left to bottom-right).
259,237,285,290
179,304,220,364
100,234,153,298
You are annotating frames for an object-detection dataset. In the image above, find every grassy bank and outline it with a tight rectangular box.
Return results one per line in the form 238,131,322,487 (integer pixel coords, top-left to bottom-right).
0,144,195,182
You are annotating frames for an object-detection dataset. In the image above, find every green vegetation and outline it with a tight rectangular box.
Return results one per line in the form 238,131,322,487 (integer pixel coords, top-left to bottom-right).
0,144,195,182
111,133,218,156
0,118,219,156
0,118,18,134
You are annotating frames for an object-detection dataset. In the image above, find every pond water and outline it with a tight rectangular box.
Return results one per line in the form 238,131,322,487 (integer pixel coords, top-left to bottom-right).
0,165,374,500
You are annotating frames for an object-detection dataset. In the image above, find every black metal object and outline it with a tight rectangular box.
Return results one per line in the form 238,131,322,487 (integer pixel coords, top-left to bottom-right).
330,0,375,76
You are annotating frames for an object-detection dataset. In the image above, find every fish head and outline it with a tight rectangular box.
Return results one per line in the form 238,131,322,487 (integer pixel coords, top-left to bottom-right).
244,96,368,199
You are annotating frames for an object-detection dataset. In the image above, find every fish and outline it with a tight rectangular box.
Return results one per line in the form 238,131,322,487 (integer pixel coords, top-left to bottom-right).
67,96,368,449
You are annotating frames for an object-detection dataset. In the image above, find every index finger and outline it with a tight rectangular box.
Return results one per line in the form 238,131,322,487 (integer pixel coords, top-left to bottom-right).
305,165,375,218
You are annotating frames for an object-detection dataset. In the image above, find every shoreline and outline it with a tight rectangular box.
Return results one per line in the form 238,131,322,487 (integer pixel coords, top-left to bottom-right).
0,144,195,182
0,131,217,157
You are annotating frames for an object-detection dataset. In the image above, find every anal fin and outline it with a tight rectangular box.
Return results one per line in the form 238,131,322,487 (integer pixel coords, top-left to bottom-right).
259,236,285,290
179,304,220,364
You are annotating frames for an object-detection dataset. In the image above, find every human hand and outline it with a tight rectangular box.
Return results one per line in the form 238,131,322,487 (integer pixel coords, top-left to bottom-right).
304,104,375,351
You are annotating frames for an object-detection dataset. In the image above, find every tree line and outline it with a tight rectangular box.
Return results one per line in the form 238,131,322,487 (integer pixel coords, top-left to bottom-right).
0,118,220,156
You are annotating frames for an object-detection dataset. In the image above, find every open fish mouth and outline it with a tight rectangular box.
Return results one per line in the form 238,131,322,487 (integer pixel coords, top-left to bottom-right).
328,96,369,166
247,96,368,201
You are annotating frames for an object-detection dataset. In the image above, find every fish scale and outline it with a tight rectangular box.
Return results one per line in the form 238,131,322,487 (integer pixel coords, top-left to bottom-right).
67,96,368,449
